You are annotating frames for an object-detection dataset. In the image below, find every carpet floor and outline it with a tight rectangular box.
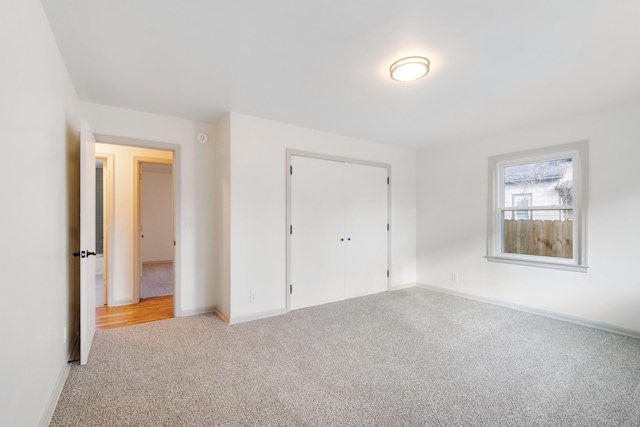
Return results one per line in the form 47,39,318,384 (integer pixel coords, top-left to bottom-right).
140,261,173,299
51,288,640,426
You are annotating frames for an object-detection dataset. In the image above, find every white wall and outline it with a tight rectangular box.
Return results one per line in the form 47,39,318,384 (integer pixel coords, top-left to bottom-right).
82,102,216,315
141,169,174,263
227,113,417,322
417,99,640,333
213,114,231,320
95,144,173,305
0,1,80,425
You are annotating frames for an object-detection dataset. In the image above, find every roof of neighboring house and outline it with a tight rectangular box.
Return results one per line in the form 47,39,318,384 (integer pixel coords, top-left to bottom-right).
504,159,572,184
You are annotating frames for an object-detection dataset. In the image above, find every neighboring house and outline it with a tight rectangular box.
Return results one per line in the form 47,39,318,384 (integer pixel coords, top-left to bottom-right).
504,159,573,221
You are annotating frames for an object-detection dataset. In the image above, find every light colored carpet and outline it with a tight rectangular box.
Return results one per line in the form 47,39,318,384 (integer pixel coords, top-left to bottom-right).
141,261,173,299
51,288,640,426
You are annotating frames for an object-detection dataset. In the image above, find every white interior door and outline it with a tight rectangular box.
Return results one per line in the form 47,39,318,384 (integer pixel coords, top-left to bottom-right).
79,119,96,365
344,163,388,299
290,156,345,310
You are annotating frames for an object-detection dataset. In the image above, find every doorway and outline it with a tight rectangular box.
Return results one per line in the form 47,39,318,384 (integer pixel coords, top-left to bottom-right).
136,160,174,301
93,142,176,329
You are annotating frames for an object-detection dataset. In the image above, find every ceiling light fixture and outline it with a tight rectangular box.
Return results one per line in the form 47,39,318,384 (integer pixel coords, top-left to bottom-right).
389,56,430,82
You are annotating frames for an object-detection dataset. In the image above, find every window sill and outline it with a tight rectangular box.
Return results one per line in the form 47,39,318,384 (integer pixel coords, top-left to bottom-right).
486,255,589,273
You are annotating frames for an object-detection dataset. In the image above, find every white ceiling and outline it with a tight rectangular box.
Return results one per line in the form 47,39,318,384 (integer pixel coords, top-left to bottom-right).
42,0,640,149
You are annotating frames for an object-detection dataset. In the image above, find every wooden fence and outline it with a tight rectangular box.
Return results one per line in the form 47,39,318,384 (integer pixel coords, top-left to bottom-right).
504,219,573,258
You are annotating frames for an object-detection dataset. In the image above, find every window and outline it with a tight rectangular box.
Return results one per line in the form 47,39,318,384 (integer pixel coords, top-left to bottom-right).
487,141,588,272
512,194,532,220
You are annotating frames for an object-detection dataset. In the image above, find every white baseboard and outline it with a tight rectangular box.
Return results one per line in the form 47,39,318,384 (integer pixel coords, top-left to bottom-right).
38,341,77,427
177,305,217,317
220,286,419,325
215,309,230,324
389,282,417,291
416,283,640,339
229,308,287,325
110,298,137,307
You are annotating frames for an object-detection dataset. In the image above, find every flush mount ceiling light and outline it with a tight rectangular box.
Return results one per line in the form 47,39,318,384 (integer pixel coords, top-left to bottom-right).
389,56,430,82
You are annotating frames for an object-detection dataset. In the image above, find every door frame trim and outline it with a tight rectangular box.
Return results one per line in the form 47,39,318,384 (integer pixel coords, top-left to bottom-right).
94,134,182,317
285,149,391,312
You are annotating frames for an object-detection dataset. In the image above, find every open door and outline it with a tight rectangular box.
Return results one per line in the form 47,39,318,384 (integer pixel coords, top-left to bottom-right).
77,119,96,365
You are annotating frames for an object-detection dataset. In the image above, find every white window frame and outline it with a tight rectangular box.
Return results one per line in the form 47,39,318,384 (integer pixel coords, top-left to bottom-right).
487,141,588,272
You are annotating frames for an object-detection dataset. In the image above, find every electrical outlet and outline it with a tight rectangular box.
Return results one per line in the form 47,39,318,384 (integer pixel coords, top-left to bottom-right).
250,291,256,302
451,273,459,283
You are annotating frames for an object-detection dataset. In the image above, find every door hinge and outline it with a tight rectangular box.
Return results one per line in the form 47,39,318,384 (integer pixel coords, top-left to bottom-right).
290,284,293,294
387,223,389,231
290,165,293,175
387,176,389,184
290,225,293,235
387,270,389,278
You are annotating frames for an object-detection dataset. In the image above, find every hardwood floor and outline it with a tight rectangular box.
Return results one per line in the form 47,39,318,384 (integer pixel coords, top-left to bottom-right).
96,296,174,330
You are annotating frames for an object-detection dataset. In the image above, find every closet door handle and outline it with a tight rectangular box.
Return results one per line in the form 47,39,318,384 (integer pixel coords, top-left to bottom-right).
347,238,351,241
340,238,344,241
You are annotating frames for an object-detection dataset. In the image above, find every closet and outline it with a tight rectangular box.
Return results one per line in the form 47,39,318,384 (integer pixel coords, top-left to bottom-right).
290,155,388,310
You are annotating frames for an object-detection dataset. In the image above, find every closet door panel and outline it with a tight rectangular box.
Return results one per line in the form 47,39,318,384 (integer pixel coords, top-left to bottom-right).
344,163,388,299
290,156,345,310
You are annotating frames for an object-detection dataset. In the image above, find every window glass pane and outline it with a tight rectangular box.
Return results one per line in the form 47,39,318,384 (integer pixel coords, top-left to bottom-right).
503,209,573,221
502,210,573,258
504,158,573,208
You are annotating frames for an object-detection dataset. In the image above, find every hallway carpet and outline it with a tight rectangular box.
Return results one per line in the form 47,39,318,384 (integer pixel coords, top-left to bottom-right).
140,261,173,299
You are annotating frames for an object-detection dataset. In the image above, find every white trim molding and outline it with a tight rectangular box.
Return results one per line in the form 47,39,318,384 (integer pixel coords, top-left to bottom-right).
389,282,418,291
215,308,230,324
37,353,74,426
177,305,217,318
416,283,640,339
229,308,287,325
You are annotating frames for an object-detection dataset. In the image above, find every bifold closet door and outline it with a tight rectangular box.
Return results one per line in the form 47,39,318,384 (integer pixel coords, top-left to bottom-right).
344,162,388,299
290,156,388,311
290,156,346,310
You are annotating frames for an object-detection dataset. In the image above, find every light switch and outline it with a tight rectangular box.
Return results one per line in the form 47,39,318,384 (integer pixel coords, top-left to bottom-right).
185,216,193,227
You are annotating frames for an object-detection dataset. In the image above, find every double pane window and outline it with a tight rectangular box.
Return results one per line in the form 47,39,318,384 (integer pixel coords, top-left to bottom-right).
487,142,588,271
